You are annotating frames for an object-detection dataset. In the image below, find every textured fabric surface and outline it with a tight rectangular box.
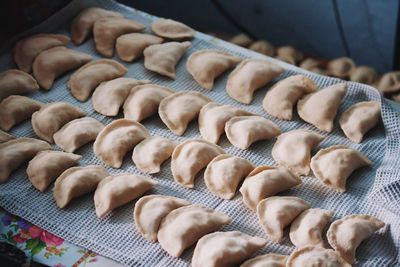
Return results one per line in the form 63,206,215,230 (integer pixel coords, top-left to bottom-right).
0,0,399,266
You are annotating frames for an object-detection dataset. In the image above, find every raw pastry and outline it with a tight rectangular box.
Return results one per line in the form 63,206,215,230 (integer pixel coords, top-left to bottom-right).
151,18,195,40
286,246,350,267
326,57,355,79
116,33,163,62
241,253,288,267
229,33,253,47
377,71,400,94
0,69,39,101
276,46,304,64
350,66,378,85
0,130,14,143
248,40,275,56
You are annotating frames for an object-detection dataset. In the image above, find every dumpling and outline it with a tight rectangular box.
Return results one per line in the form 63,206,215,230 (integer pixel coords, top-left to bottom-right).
92,78,151,116
151,18,195,40
192,231,266,267
241,253,288,267
225,116,281,149
27,151,81,192
350,66,378,85
157,205,230,257
327,214,385,264
339,101,381,143
198,103,252,144
377,71,400,94
31,102,85,143
116,33,163,62
186,50,241,90
263,75,316,120
134,195,190,242
70,7,123,45
271,129,325,175
53,117,105,152
94,119,149,168
143,41,191,79
132,136,178,174
286,246,351,267
32,47,92,90
297,83,347,132
0,130,14,143
226,60,284,104
276,46,304,64
13,33,70,73
248,40,275,56
326,57,355,79
289,208,334,248
0,137,50,183
123,84,174,122
229,33,253,47
93,17,145,57
310,145,372,192
240,166,302,211
0,95,43,131
0,69,39,101
53,165,108,208
94,174,156,218
299,58,323,74
159,91,211,135
204,154,255,200
171,139,224,188
257,196,310,243
68,59,128,101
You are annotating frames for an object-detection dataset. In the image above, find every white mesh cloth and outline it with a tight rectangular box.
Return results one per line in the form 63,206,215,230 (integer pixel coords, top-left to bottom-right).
0,0,399,266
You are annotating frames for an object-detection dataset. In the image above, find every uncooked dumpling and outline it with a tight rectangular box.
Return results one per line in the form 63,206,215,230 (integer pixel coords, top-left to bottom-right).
229,33,253,47
297,83,346,132
143,41,191,79
241,253,288,267
68,59,128,101
0,130,14,143
70,7,123,45
326,57,355,79
151,18,195,40
0,69,39,101
116,33,163,62
287,246,351,267
0,95,43,131
377,71,400,94
14,33,70,73
92,77,151,116
249,40,275,56
186,49,241,90
350,66,378,85
32,47,92,90
276,46,303,64
27,151,81,192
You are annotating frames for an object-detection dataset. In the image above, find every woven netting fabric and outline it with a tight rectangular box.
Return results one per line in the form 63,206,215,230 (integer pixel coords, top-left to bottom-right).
0,0,399,266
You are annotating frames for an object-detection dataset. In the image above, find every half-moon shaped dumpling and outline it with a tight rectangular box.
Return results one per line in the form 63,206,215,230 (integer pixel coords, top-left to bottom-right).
192,231,267,267
53,165,108,208
310,145,372,192
92,77,151,116
257,196,310,243
68,59,128,101
350,66,378,85
93,17,145,57
0,69,39,101
225,116,281,149
143,41,191,79
240,166,302,211
0,95,43,131
241,253,288,267
249,40,275,56
297,83,347,132
132,136,178,174
199,103,252,144
70,7,123,45
31,102,85,143
186,50,242,90
151,18,195,40
53,117,105,152
94,119,150,168
123,84,174,122
134,195,190,242
272,129,325,175
299,58,324,74
276,46,304,64
0,130,14,143
157,205,230,257
287,246,351,267
230,33,253,47
326,57,355,79
0,137,50,183
94,174,156,218
377,71,400,94
14,34,70,73
171,139,224,188
27,151,81,192
339,101,381,143
159,91,211,135
289,208,334,248
263,75,316,120
32,47,92,90
204,154,255,200
116,33,163,62
327,214,385,264
226,60,284,104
